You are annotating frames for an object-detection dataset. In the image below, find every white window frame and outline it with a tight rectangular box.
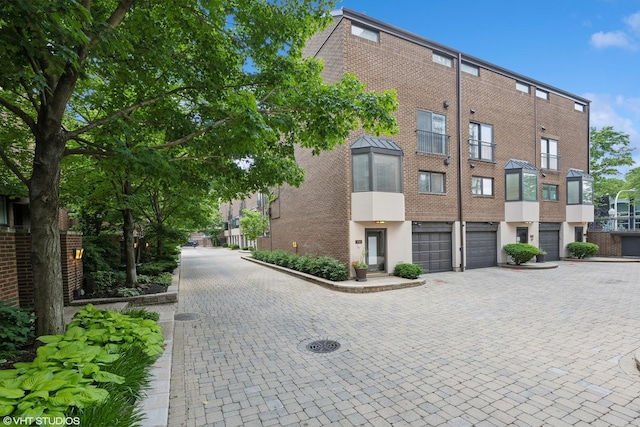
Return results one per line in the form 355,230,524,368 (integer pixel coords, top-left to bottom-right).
432,53,452,67
461,62,479,76
536,89,549,100
574,103,585,112
351,24,379,42
516,81,529,93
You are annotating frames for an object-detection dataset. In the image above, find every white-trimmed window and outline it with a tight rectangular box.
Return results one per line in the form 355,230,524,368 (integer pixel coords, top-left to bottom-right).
461,62,479,76
419,171,445,194
516,81,529,93
432,53,452,67
472,177,493,197
536,89,549,100
351,24,379,42
541,138,559,171
574,103,585,112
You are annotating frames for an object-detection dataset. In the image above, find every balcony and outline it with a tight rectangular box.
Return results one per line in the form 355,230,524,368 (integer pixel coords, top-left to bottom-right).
416,130,449,155
469,139,495,162
541,153,561,171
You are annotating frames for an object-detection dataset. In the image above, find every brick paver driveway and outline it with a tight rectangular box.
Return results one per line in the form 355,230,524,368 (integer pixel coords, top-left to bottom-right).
169,248,640,426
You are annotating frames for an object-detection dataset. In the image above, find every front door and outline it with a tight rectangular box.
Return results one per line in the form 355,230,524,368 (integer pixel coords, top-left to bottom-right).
365,229,386,273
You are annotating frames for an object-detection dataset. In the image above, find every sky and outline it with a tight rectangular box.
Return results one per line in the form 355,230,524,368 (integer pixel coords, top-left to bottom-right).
337,0,640,169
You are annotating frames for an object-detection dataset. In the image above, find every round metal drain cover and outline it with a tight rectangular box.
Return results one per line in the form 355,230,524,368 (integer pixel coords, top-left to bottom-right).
174,313,200,321
306,340,341,353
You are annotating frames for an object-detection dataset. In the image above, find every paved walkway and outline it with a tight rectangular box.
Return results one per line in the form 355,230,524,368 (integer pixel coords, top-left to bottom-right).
168,248,640,426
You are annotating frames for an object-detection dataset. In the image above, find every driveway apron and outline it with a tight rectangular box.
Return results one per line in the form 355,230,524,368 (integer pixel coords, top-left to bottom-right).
169,248,640,427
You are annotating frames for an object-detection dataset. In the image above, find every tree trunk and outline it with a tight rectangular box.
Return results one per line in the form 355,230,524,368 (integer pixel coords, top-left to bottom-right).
30,135,66,335
122,207,138,286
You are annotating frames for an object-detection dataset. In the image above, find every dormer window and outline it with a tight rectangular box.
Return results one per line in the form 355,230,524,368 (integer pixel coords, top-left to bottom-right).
351,135,403,193
505,159,538,202
566,169,593,205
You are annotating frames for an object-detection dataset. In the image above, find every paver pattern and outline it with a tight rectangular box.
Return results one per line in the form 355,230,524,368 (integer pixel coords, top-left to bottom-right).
169,248,640,426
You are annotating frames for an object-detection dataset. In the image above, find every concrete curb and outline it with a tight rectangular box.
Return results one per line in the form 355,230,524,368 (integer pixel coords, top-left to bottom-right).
242,256,426,293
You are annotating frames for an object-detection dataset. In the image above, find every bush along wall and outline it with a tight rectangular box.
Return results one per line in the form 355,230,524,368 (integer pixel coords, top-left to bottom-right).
252,250,347,281
0,305,163,426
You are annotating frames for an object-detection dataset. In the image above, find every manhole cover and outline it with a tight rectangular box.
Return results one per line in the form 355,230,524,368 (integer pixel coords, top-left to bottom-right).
306,340,341,353
174,313,200,321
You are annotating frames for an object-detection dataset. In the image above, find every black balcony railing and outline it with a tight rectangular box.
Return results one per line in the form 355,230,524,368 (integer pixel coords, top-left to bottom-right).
589,215,639,231
416,130,449,155
468,139,496,162
541,153,561,171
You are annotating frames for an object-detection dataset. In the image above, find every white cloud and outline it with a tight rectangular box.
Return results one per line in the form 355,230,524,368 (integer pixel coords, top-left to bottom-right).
624,12,640,35
585,92,640,167
590,31,635,49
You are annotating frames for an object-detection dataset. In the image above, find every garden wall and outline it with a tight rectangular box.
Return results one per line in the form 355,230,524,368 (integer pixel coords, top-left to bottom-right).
587,231,621,257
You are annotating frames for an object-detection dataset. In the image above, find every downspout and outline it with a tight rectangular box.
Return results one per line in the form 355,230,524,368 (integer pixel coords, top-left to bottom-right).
456,52,465,272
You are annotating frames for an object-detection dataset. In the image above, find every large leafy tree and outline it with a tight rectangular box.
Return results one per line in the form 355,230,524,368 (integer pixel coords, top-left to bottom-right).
0,0,398,335
589,126,635,202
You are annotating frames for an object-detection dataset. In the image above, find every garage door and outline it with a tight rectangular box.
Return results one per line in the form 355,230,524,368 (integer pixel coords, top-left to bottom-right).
466,222,498,269
412,223,452,273
622,236,640,257
539,223,561,261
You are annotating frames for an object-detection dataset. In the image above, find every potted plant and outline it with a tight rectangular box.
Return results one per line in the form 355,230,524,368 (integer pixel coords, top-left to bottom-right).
536,249,547,263
351,260,368,282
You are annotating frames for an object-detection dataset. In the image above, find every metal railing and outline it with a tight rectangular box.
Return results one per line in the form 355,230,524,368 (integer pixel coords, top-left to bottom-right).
589,216,639,231
468,139,496,162
416,130,449,155
541,153,561,171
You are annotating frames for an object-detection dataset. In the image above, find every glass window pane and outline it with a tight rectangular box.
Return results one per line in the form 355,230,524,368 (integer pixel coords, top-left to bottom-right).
567,180,579,204
582,180,593,204
352,154,369,192
516,82,529,93
419,172,429,192
417,110,431,131
0,197,7,225
523,173,537,201
432,173,444,193
373,153,401,192
482,178,493,195
506,172,520,201
351,25,379,42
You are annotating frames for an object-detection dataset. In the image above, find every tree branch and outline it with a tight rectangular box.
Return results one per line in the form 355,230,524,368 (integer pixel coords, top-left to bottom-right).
0,147,30,188
152,116,231,150
0,97,37,134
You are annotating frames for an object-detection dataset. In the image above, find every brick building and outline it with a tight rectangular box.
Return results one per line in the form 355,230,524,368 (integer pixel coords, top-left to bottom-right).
226,8,594,276
220,192,268,248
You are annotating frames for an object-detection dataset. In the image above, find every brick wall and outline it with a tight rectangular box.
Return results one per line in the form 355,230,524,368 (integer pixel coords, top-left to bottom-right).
0,229,19,304
14,230,33,308
587,231,621,257
60,232,84,305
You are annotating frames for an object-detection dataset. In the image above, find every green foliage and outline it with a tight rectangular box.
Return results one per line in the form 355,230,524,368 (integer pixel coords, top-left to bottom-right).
502,243,540,265
567,242,599,259
239,209,270,241
252,250,347,281
117,288,140,298
0,300,35,357
81,235,122,275
121,308,160,323
393,263,425,279
228,244,240,250
590,126,635,201
137,261,178,276
154,273,173,287
92,271,126,292
0,305,162,423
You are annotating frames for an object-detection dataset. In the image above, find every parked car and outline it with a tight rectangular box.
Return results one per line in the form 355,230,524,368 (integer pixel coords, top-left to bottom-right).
183,240,198,247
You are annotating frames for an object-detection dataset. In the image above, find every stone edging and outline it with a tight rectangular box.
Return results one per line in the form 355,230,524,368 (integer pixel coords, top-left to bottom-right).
242,256,426,293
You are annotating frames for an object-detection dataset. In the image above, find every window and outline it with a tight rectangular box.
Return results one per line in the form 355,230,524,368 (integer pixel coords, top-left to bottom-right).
516,81,529,93
351,24,379,42
432,53,452,67
0,197,7,226
351,135,403,193
536,89,549,100
541,138,559,171
469,122,494,161
472,177,493,196
461,62,479,76
542,184,558,201
505,160,539,202
566,169,594,205
574,103,585,112
419,171,445,194
417,110,448,155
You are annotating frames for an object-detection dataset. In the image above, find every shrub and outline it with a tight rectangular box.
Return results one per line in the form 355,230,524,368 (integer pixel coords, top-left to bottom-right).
117,287,140,297
121,308,160,322
0,299,35,357
503,243,539,265
92,270,126,292
567,242,599,259
137,260,178,276
228,244,240,250
252,250,348,281
393,263,424,279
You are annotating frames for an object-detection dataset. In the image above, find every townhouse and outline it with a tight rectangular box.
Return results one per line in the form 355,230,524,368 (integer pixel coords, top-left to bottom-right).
226,8,593,277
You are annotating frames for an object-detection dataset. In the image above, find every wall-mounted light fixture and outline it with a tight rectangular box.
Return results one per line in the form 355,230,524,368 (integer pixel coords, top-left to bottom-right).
74,248,84,260
541,173,547,177
541,126,546,131
470,109,475,114
134,242,138,249
443,100,450,108
444,156,451,166
469,163,476,168
375,221,386,224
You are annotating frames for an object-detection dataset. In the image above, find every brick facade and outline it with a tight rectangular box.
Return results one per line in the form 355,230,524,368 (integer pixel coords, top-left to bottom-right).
0,229,19,304
223,8,593,275
587,231,622,257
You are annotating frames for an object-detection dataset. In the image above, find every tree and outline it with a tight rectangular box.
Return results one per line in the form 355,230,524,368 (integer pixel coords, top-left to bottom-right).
590,126,635,201
0,1,397,335
239,208,269,242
